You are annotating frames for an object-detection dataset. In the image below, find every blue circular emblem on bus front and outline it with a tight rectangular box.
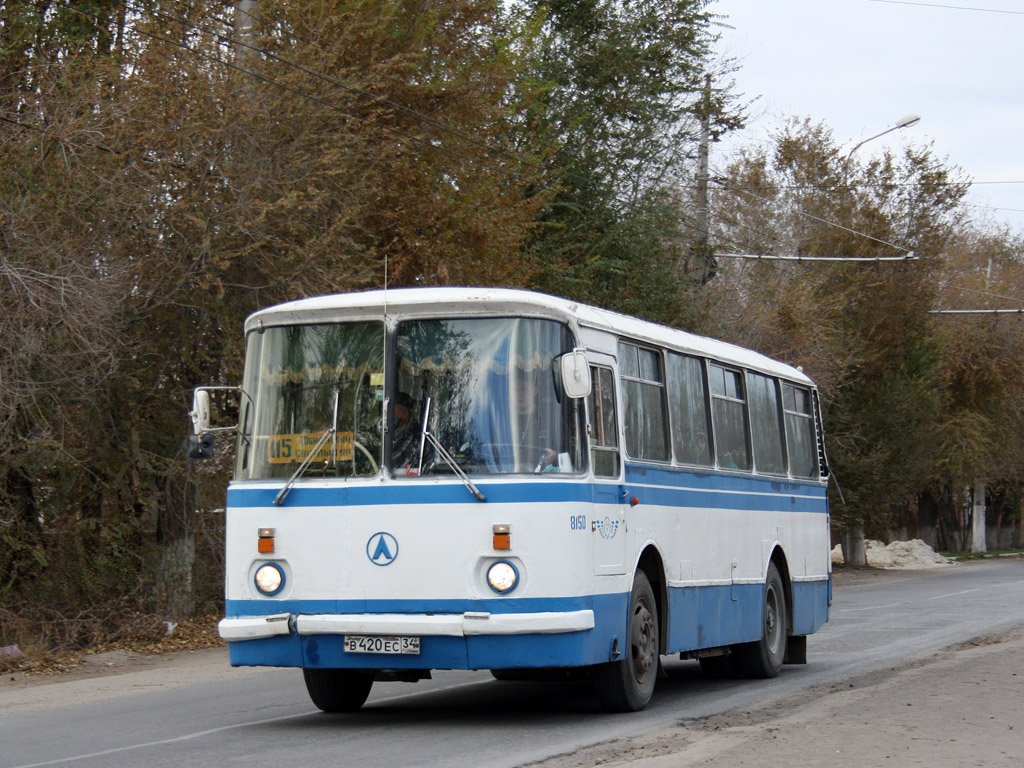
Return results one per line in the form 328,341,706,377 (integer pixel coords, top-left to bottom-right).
367,532,399,566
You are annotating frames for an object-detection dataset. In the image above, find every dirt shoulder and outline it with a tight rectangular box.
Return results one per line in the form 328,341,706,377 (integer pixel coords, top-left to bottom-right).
527,623,1024,768
525,560,1024,768
0,618,225,691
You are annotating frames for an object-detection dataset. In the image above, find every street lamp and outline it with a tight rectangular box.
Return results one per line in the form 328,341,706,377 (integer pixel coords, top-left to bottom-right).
846,113,922,158
841,113,921,202
839,112,922,568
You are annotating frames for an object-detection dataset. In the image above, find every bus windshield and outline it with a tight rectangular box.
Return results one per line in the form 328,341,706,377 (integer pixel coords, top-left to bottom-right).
393,317,584,477
236,322,385,480
234,316,585,481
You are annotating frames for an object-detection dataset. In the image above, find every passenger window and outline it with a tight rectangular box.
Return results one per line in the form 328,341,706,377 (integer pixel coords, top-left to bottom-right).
665,352,713,466
709,364,750,471
748,373,786,474
618,342,670,462
783,383,818,478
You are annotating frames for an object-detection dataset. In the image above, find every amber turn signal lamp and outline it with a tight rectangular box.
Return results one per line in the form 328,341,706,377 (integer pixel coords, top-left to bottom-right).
258,527,276,554
492,524,511,550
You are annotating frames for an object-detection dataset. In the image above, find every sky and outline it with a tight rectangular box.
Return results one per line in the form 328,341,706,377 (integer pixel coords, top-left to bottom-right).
710,0,1024,235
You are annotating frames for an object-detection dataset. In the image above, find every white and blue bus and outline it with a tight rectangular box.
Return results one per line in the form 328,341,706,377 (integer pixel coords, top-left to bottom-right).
192,287,831,712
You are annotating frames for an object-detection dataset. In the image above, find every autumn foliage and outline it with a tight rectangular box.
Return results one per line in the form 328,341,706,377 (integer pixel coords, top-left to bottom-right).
1,2,1021,645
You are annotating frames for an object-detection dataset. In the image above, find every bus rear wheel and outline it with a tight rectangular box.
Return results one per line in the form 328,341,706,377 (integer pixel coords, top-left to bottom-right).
593,570,659,712
303,668,374,712
733,562,787,678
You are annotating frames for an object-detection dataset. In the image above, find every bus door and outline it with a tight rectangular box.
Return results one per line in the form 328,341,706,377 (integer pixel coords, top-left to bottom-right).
587,358,627,576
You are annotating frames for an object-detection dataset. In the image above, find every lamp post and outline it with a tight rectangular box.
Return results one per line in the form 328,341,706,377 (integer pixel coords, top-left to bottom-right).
840,113,921,568
846,113,921,159
841,114,921,207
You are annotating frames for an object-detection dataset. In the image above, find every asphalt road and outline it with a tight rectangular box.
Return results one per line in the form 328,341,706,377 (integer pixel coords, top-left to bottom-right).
2,559,1022,768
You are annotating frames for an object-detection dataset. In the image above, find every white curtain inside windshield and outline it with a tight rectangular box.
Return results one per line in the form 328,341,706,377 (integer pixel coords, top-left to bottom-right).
392,317,584,476
235,323,385,480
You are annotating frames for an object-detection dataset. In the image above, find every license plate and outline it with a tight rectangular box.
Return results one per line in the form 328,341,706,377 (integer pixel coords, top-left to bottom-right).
343,635,420,655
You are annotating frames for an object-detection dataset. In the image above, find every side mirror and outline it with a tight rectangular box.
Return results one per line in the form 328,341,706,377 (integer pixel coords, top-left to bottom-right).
186,385,240,460
187,433,215,459
191,389,211,435
560,349,592,399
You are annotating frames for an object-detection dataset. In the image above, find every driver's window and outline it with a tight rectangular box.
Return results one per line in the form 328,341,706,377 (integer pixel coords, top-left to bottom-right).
588,366,620,478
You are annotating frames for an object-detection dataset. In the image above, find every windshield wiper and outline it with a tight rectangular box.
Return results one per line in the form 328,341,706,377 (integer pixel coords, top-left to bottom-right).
418,397,486,502
273,427,335,506
275,391,339,507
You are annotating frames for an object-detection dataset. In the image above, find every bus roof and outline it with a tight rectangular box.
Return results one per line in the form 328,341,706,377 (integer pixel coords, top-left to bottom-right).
245,287,814,386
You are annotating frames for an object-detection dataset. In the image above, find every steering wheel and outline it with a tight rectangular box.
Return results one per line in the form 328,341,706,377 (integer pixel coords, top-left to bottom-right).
351,440,379,474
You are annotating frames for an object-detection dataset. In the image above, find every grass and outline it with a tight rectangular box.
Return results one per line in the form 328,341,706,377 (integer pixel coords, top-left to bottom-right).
941,548,1024,561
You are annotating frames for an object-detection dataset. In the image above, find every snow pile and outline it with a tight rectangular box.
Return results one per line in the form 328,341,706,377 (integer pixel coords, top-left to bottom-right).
831,539,955,569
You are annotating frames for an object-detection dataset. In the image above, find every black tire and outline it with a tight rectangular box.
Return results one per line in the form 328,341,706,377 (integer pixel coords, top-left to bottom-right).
303,668,374,712
733,562,787,679
593,570,659,712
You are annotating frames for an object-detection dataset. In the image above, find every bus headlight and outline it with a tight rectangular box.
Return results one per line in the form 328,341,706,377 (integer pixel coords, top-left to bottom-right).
486,561,519,593
254,562,285,596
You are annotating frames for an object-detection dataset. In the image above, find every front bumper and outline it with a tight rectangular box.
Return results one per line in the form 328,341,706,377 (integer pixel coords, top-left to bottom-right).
218,609,595,642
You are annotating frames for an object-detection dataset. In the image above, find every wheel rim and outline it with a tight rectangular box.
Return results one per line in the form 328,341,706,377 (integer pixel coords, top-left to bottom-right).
630,597,656,683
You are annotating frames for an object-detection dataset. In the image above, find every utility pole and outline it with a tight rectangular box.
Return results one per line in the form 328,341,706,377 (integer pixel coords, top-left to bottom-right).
692,73,715,283
234,0,258,64
972,480,987,553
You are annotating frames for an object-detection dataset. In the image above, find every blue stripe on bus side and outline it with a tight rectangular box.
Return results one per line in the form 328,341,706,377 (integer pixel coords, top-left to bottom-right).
224,579,831,670
623,464,825,496
226,470,827,513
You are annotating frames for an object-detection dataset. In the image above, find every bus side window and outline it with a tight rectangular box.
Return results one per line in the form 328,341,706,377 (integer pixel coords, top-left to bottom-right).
666,352,713,467
617,342,670,462
783,383,819,478
709,364,751,471
747,372,786,475
588,367,620,478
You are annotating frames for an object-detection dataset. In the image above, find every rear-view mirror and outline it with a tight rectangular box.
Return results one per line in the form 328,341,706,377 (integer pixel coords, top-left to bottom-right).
560,349,591,399
191,389,211,435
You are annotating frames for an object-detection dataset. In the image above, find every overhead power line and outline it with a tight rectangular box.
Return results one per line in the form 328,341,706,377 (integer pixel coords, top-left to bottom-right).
706,188,916,262
710,176,914,255
868,0,1024,15
938,281,1024,304
931,282,1024,315
706,179,1021,192
716,252,918,262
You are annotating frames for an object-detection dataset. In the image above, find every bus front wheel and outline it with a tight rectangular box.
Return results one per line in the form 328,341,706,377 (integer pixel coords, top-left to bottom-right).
733,562,787,678
303,668,374,712
593,570,659,712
